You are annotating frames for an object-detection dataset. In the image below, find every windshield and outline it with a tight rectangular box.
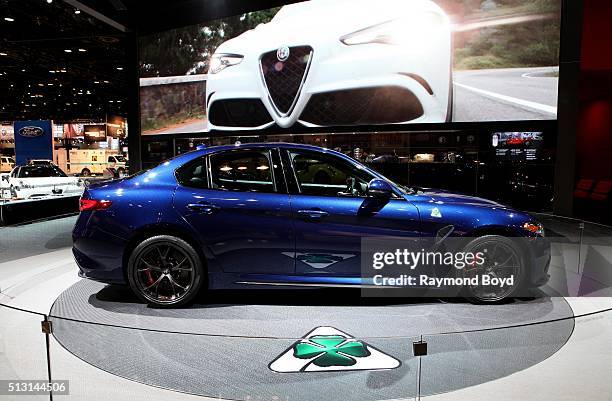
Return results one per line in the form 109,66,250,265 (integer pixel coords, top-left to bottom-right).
340,151,415,195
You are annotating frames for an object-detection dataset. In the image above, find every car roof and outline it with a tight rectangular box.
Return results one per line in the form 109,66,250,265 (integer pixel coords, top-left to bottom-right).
196,142,346,157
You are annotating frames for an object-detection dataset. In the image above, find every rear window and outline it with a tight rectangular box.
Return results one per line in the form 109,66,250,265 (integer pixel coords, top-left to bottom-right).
18,165,67,178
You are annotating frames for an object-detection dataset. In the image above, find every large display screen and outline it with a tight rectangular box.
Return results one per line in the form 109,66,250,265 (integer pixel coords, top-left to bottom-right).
492,131,544,161
139,0,561,134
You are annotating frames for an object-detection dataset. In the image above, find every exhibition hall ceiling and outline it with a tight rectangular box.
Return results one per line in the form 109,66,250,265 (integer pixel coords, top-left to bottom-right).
0,0,127,121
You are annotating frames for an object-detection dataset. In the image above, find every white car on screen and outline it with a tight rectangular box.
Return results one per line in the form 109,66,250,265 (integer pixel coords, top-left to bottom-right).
206,0,452,131
3,164,83,199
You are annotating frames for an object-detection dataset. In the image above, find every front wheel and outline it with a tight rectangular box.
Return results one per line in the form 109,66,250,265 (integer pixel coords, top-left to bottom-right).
127,235,204,307
461,235,526,303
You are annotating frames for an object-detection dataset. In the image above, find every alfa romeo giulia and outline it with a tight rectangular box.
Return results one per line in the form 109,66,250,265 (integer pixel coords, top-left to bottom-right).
73,143,550,307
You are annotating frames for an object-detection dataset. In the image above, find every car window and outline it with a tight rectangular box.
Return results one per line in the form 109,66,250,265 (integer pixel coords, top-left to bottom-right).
289,150,374,197
51,165,67,177
210,150,275,193
108,156,114,162
176,157,208,189
18,165,64,178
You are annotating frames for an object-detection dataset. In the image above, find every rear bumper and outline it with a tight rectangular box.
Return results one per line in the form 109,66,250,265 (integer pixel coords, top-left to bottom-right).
72,212,127,285
73,246,126,285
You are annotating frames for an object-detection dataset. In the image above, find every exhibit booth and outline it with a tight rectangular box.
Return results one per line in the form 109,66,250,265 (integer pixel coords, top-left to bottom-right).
3,1,612,401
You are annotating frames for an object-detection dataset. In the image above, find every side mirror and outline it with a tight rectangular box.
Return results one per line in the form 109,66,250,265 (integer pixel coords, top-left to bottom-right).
367,179,393,199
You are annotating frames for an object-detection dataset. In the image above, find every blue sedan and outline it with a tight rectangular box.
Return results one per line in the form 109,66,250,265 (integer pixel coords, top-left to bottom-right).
72,143,550,307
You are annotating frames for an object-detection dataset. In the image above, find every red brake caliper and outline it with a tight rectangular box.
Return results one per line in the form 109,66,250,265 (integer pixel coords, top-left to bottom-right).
144,268,155,286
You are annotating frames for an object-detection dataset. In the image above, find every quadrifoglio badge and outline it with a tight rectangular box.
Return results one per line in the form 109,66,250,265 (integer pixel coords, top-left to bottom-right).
269,326,400,373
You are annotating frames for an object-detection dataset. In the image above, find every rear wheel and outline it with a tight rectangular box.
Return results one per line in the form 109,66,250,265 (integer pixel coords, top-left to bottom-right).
461,235,525,303
127,235,204,307
81,168,91,177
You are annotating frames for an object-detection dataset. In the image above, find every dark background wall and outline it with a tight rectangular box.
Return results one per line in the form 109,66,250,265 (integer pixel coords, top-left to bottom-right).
568,0,612,221
576,0,612,180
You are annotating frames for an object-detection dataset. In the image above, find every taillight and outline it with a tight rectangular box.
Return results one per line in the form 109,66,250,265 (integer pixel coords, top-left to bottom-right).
79,198,113,212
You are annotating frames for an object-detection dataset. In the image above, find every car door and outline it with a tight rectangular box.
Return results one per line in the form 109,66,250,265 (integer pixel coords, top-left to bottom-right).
173,147,295,274
282,148,420,276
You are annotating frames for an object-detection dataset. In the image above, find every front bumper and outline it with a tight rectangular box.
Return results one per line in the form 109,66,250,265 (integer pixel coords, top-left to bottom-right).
528,238,551,287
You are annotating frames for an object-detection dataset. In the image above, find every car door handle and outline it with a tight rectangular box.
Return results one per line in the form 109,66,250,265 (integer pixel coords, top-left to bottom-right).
297,209,329,220
187,202,220,215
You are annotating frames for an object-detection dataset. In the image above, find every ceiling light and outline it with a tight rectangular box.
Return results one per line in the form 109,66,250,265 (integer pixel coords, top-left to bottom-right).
78,48,86,52
60,69,66,72
116,67,123,71
64,49,72,53
103,80,109,83
0,52,7,56
74,9,80,14
47,0,53,4
93,81,99,84
4,17,15,22
49,70,56,73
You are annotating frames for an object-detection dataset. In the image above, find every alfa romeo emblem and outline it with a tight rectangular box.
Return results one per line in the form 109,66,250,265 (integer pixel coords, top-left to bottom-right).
277,45,290,62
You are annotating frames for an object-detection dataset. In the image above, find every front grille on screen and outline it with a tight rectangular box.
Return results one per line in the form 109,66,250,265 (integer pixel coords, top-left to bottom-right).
260,46,313,115
299,87,424,126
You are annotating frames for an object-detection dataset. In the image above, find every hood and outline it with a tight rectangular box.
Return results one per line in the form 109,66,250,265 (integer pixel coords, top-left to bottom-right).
216,0,446,53
412,188,506,208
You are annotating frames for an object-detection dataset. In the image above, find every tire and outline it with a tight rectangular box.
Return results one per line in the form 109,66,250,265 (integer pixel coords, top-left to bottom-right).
117,167,125,177
127,235,205,308
81,168,91,177
460,235,526,304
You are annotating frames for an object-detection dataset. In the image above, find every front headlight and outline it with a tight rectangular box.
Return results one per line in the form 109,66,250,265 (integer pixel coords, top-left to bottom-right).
208,53,244,74
340,13,444,46
523,222,545,237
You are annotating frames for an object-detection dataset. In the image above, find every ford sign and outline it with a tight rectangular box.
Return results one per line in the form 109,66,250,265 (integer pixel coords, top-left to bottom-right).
19,126,44,138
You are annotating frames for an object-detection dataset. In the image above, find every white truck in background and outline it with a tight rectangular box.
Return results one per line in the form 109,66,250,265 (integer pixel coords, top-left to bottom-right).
1,155,15,173
68,149,128,176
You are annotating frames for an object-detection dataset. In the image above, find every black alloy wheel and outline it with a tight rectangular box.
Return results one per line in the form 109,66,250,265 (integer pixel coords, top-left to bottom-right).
461,235,526,303
127,235,204,307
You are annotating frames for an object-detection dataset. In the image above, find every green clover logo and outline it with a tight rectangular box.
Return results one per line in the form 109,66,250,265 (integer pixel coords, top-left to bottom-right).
293,335,371,367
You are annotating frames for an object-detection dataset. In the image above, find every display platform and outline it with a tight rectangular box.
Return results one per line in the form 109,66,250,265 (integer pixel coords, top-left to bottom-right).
0,196,79,225
49,279,576,400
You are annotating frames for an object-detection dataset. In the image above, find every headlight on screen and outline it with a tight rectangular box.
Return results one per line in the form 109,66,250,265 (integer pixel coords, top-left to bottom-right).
208,53,244,74
523,222,545,237
340,13,443,46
